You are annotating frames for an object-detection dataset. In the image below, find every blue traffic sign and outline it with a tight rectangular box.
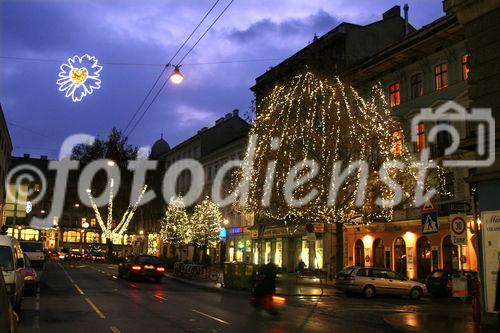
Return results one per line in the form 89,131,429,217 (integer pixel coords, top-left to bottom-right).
421,211,439,234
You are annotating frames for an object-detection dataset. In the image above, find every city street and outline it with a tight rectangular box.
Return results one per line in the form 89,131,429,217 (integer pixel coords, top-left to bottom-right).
17,262,475,333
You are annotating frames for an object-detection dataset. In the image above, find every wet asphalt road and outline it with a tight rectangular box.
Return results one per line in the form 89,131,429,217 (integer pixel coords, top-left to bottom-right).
17,261,471,333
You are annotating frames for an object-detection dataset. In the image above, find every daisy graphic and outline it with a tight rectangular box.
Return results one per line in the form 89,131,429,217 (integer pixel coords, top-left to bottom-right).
57,54,102,102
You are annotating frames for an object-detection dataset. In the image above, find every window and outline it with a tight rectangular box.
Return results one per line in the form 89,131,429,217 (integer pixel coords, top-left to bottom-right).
416,123,426,152
90,218,97,228
392,130,403,157
63,231,80,243
19,229,39,241
434,63,448,90
462,54,469,80
85,232,100,243
389,82,400,106
410,73,423,99
33,183,40,192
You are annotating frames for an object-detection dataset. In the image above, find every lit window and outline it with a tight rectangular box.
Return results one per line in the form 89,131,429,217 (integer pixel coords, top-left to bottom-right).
410,73,423,99
389,82,401,106
33,183,40,192
63,231,81,243
416,123,426,152
90,218,97,227
392,130,403,156
462,54,469,80
435,63,448,90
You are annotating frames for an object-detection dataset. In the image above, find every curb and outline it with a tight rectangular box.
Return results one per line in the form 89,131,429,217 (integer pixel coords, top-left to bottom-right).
164,274,337,297
164,274,247,296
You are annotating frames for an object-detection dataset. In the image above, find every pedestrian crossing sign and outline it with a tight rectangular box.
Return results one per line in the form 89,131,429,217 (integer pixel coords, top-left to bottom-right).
421,211,439,234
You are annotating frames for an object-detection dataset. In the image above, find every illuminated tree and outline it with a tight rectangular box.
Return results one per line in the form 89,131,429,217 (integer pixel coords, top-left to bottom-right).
160,196,191,258
238,71,442,270
191,197,223,263
87,179,147,258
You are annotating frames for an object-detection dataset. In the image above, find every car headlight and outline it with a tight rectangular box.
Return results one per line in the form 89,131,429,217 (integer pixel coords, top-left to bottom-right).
5,283,15,294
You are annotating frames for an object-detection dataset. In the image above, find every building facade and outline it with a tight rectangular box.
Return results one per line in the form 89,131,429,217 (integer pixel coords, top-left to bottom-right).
0,104,13,223
342,11,479,280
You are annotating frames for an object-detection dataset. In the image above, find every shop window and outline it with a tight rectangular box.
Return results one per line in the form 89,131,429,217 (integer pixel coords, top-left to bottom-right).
265,241,272,264
85,231,100,243
442,235,459,270
275,239,283,267
415,122,426,152
63,231,80,243
90,218,97,228
389,82,401,107
410,73,423,99
394,237,407,277
373,238,385,268
435,63,448,90
392,130,403,157
20,229,40,241
355,239,365,267
33,183,40,192
416,237,432,280
462,54,469,80
315,238,323,269
252,242,259,265
301,238,309,268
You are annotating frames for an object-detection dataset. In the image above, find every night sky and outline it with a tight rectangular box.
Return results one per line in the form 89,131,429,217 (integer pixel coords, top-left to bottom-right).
1,0,443,159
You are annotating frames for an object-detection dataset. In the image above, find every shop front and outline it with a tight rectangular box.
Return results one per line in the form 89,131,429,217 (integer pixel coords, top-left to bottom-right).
225,227,251,263
249,223,325,272
344,217,478,280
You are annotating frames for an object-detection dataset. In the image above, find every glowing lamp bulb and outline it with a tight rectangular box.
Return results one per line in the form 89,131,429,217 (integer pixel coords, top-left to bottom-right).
170,66,184,84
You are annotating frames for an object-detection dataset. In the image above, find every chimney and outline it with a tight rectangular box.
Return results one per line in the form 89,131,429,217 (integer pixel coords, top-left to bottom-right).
23,153,30,158
404,4,410,36
232,109,239,117
383,5,401,20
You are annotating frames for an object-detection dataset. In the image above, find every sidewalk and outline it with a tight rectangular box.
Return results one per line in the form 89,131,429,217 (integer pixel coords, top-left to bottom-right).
383,312,498,333
164,272,340,297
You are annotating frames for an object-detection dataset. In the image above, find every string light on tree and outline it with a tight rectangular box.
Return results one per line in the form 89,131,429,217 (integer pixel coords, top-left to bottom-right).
236,71,447,226
160,195,192,246
86,178,147,241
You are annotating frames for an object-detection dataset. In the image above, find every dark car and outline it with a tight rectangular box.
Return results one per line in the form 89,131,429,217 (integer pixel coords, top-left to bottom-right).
117,255,165,282
426,269,478,297
23,254,38,297
0,267,17,333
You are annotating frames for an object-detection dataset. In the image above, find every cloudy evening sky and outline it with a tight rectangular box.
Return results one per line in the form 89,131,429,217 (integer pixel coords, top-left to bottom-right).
1,0,444,158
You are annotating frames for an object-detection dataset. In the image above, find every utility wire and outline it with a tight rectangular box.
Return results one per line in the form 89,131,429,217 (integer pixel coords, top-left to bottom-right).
0,55,284,67
8,121,58,142
122,0,222,134
126,0,236,137
176,0,235,66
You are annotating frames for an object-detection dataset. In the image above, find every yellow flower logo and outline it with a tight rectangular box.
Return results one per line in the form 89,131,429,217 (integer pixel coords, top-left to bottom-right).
57,54,102,102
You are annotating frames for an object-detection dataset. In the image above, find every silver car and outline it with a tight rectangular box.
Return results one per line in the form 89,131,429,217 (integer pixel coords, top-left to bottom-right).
335,266,427,299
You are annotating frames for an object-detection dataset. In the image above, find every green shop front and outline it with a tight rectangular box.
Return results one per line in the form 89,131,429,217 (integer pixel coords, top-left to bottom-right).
249,223,326,272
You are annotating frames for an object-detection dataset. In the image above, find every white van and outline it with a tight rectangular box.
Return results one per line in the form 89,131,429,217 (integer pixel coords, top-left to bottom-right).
19,240,45,267
0,235,25,310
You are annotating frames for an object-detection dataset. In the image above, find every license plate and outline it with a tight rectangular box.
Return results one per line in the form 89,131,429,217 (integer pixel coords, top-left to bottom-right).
144,265,154,269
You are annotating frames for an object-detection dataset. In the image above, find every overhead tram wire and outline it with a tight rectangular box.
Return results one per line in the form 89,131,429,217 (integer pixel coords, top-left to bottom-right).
0,55,285,67
122,0,222,135
175,0,235,66
125,0,236,138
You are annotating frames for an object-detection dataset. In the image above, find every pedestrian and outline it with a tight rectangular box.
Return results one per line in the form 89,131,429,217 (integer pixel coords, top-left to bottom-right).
298,258,306,273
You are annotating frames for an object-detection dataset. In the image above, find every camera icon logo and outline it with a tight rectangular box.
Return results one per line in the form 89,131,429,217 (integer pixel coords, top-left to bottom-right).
411,101,495,167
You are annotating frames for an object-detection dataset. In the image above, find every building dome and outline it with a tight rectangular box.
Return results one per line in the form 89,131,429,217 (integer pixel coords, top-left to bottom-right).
149,135,170,159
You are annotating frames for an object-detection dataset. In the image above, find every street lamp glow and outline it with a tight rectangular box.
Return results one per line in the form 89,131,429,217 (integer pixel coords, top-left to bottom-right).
169,66,184,84
82,222,89,229
223,219,229,225
107,160,115,167
139,230,144,235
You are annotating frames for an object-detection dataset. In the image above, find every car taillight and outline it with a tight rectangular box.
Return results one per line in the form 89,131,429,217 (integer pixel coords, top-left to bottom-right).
131,265,142,271
272,295,286,304
156,267,165,272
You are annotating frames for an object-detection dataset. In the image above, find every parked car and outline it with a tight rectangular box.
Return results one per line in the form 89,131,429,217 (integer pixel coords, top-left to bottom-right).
117,255,165,282
335,266,426,299
0,235,25,311
22,254,38,296
19,241,45,268
66,249,84,262
0,267,18,333
426,269,478,297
